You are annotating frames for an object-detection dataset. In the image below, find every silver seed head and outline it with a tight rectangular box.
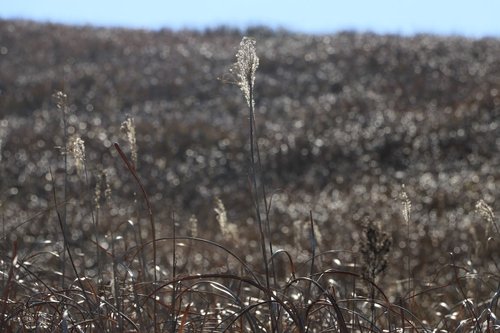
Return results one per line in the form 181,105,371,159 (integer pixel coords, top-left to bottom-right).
231,37,259,107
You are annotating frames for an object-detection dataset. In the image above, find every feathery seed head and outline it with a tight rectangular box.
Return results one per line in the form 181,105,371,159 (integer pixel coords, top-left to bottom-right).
400,185,412,224
475,199,494,223
69,136,85,175
121,116,138,167
231,37,259,107
214,197,228,231
475,199,498,234
214,197,238,240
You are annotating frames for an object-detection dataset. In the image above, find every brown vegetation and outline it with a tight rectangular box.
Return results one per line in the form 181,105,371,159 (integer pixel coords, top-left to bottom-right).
0,19,499,331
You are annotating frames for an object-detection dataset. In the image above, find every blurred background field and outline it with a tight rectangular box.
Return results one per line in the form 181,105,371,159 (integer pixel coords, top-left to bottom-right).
0,17,499,330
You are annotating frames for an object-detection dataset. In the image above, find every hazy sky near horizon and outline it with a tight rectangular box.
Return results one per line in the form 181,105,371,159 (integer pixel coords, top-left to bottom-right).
2,0,500,37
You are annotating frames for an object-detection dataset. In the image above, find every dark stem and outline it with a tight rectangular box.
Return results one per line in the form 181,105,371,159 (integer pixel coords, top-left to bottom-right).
61,102,68,290
114,143,157,333
49,168,97,324
247,82,278,333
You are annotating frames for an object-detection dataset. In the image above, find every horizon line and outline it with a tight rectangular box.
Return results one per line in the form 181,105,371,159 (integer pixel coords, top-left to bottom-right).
2,17,499,39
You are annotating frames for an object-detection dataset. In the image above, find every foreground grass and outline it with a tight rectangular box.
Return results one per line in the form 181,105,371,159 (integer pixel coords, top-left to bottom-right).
1,31,499,332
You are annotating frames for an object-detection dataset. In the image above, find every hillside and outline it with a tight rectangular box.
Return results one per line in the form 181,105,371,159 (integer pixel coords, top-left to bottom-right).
1,19,499,278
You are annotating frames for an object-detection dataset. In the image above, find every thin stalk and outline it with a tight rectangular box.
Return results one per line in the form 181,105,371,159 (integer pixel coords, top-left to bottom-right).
252,111,277,287
133,195,149,286
81,163,107,329
305,211,316,310
407,213,412,305
114,143,157,332
170,211,177,333
248,83,278,333
248,85,269,285
49,168,97,325
110,228,124,331
61,99,68,290
94,201,101,283
83,164,101,285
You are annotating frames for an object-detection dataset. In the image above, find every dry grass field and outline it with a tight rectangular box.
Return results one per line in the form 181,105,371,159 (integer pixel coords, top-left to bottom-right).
0,20,499,331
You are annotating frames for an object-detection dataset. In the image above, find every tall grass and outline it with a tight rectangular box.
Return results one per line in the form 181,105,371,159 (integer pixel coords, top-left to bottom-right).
0,35,499,333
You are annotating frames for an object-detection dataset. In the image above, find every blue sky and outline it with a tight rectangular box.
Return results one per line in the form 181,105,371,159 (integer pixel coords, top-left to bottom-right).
1,0,500,37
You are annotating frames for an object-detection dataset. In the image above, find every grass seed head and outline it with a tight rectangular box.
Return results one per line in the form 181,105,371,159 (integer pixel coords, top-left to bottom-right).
215,197,238,240
215,197,228,232
475,199,498,234
400,184,412,224
231,37,259,107
120,116,138,167
189,214,198,238
475,199,495,223
69,135,85,175
53,91,68,111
